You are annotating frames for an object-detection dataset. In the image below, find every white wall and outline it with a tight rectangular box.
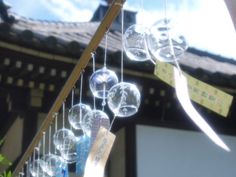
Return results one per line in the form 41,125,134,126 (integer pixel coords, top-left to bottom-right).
136,125,236,177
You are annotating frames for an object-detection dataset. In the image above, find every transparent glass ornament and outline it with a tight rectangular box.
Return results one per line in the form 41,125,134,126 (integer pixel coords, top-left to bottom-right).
40,154,66,176
123,24,151,62
107,82,141,117
68,103,92,130
53,128,74,151
59,135,80,164
29,159,45,177
147,18,187,62
89,67,118,99
81,109,110,142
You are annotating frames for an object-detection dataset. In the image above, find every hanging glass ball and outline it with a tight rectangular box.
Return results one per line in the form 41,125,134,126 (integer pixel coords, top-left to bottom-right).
29,159,45,177
59,135,80,164
53,128,74,151
89,67,118,99
81,109,110,142
40,154,66,176
123,24,151,62
107,82,141,117
68,103,92,130
147,18,188,62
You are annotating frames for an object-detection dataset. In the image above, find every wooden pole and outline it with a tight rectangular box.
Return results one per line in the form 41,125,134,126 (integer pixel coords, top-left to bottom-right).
13,0,125,176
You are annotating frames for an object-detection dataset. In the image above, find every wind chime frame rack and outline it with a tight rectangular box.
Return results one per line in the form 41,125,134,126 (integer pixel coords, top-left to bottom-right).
13,0,125,175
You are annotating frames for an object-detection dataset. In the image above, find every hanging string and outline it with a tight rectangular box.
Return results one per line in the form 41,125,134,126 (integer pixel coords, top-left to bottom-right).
71,88,75,107
138,0,144,17
28,156,31,177
79,72,84,124
42,132,46,176
92,53,96,73
54,113,58,154
121,7,124,82
49,125,51,154
70,88,75,130
108,115,117,132
62,102,65,128
102,31,109,111
37,142,40,176
25,161,28,177
102,84,106,111
92,53,96,110
104,31,109,67
32,147,36,176
79,72,83,104
164,0,182,74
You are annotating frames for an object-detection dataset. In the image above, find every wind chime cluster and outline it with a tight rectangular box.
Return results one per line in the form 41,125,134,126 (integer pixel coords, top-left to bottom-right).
123,17,230,152
20,21,141,177
123,18,187,64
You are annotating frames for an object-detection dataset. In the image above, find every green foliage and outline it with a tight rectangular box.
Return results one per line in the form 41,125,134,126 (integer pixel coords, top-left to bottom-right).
0,140,11,177
0,171,12,177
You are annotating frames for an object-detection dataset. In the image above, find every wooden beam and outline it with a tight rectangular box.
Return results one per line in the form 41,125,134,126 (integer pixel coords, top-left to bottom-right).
12,0,125,176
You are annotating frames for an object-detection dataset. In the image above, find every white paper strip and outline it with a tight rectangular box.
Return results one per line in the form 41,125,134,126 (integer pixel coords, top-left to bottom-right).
174,67,230,152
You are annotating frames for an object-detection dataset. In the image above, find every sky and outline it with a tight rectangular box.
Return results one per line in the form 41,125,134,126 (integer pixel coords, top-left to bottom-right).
6,0,236,60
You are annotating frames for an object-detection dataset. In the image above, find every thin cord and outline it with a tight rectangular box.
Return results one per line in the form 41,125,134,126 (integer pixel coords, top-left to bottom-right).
164,0,167,20
92,53,96,110
92,53,96,73
70,89,75,130
63,102,65,128
102,84,106,111
25,161,28,177
80,72,83,104
33,148,36,175
49,125,51,154
108,115,117,132
37,142,40,175
164,0,182,74
28,157,31,177
104,31,109,67
54,114,58,154
43,132,45,156
42,132,46,176
121,8,124,82
71,88,74,107
102,32,109,110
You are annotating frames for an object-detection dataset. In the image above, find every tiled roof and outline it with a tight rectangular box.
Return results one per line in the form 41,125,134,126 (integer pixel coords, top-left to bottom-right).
0,13,122,54
1,13,236,87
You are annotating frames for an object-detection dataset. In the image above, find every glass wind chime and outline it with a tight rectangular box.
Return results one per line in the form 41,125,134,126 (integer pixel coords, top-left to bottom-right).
17,6,141,177
123,0,230,152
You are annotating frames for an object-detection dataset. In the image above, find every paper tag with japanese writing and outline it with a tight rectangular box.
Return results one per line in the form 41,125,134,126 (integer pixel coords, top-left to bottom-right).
83,127,116,177
154,61,233,117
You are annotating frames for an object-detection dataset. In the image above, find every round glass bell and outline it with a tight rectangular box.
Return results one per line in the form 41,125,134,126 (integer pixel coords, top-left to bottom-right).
53,128,74,151
123,24,151,62
29,159,45,177
81,109,110,142
89,67,118,99
107,82,141,117
40,154,66,176
59,135,79,164
147,18,187,62
68,103,92,130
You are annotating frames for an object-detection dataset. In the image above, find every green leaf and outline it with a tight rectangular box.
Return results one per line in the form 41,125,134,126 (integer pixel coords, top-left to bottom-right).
0,139,3,146
7,171,12,177
0,154,5,163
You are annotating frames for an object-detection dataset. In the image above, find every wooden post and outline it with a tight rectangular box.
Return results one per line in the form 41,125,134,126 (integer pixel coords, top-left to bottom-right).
13,0,125,175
